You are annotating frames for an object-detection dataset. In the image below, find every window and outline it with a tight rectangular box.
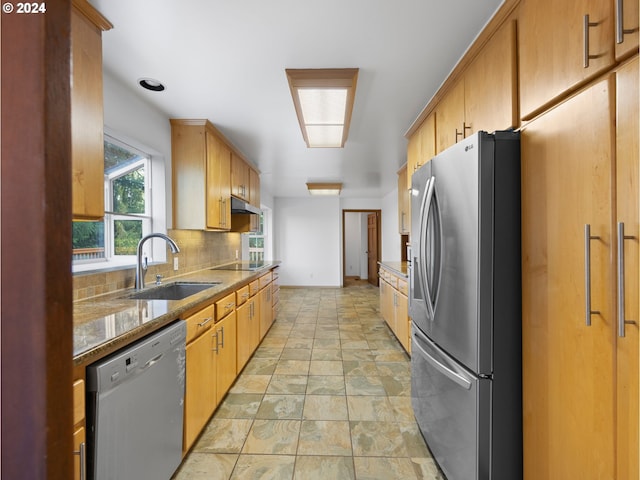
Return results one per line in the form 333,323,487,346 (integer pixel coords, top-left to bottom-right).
72,134,161,271
248,213,264,262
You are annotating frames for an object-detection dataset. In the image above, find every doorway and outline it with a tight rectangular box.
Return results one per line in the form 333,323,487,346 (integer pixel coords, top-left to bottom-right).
342,210,381,287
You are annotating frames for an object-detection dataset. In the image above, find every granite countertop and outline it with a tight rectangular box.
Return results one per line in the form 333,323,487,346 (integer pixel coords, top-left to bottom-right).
73,261,280,367
378,261,409,278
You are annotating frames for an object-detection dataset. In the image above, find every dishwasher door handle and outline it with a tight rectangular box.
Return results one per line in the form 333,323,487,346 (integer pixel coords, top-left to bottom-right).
142,353,164,370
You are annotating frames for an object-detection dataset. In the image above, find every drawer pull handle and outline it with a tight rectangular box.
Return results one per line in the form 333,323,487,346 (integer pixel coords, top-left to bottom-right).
198,316,213,328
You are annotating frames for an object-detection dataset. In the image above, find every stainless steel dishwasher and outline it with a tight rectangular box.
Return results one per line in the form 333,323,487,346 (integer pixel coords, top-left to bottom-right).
86,321,186,480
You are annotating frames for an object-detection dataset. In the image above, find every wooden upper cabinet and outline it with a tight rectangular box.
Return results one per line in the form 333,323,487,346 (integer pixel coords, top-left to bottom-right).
249,167,260,208
615,0,638,60
205,132,231,230
170,119,231,231
436,79,465,153
397,165,410,235
464,19,518,136
231,153,250,201
519,0,615,119
406,113,435,189
71,0,112,219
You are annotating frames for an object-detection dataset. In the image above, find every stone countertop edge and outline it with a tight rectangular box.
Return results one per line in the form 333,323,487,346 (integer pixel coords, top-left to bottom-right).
73,261,281,367
378,261,409,278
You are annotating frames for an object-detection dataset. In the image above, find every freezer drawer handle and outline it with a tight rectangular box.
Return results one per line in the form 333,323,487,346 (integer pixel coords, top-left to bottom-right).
617,222,637,337
412,332,472,390
584,224,601,326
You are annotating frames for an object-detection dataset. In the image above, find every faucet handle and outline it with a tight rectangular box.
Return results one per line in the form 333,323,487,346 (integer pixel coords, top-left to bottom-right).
155,274,163,285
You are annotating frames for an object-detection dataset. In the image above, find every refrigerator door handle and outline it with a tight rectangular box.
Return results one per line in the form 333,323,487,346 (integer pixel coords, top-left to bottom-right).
418,175,438,320
413,329,472,390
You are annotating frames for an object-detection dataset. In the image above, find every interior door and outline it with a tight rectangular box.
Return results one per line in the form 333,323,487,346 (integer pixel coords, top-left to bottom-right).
521,77,615,479
367,213,379,286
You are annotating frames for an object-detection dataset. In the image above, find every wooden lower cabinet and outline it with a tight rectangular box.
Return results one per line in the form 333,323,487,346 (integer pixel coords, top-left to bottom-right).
183,319,217,453
72,378,86,480
259,285,273,340
236,297,260,372
521,71,640,478
215,311,237,405
379,267,410,353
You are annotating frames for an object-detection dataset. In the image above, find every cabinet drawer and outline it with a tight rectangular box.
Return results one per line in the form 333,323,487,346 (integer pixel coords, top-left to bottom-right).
249,280,260,296
185,305,215,343
397,278,408,295
259,272,272,289
236,285,250,306
216,292,236,321
272,267,279,280
73,379,85,426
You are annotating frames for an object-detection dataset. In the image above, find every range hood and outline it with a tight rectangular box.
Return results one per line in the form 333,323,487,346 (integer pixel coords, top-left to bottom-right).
230,196,261,215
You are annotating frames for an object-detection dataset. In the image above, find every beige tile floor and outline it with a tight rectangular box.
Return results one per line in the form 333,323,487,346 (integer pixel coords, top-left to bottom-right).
172,282,445,480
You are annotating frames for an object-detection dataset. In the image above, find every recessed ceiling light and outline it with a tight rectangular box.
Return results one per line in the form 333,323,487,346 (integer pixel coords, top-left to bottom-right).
286,69,358,148
138,78,165,92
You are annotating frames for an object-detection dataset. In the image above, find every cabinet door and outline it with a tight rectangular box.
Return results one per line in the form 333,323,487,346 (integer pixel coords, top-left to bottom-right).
236,300,255,372
394,290,409,352
71,8,105,219
206,132,231,230
519,0,614,119
436,79,465,153
397,165,410,234
73,426,85,480
215,311,237,404
259,286,273,340
464,19,518,136
407,113,437,190
615,56,639,480
615,0,639,60
184,329,216,452
521,77,615,479
231,153,249,200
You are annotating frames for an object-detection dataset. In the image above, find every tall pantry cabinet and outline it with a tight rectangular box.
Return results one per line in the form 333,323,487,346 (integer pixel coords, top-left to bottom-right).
521,59,639,480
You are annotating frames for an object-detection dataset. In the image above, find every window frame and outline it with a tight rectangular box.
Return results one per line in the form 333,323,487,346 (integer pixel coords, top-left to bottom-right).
72,131,167,273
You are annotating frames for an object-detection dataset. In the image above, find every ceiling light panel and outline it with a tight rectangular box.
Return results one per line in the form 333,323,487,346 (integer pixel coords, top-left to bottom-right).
286,68,358,148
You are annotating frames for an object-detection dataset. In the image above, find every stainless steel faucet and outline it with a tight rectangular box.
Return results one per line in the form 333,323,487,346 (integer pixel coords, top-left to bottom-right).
135,233,180,290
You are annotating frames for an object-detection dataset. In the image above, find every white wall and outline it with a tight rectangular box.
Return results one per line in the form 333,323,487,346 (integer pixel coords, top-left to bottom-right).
103,70,173,227
274,196,341,286
381,187,401,261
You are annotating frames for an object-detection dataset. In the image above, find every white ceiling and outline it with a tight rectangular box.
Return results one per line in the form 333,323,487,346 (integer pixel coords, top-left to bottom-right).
92,0,504,199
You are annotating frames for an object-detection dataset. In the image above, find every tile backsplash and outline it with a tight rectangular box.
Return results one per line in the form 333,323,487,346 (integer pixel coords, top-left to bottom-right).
73,229,242,301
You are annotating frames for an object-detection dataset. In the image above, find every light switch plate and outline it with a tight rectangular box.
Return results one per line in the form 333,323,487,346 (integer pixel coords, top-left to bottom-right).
173,257,179,271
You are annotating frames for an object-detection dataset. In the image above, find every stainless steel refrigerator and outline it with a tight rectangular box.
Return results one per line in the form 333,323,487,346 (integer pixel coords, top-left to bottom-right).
409,131,522,480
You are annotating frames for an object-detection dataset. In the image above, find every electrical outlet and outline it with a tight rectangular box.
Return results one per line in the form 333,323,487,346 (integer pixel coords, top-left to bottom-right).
173,257,179,271
235,250,239,260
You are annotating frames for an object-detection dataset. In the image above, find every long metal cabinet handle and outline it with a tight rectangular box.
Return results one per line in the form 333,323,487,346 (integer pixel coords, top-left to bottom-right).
217,326,225,349
73,442,86,480
616,0,635,44
585,224,601,326
617,222,636,336
211,330,219,353
412,331,472,390
583,14,599,68
198,316,213,328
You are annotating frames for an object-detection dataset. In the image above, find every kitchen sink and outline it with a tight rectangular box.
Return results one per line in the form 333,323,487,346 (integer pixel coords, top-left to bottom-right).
126,282,221,301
